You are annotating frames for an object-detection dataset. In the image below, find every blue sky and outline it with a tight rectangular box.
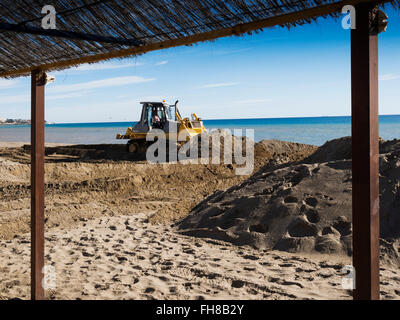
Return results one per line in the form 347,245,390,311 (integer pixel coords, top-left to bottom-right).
0,7,400,123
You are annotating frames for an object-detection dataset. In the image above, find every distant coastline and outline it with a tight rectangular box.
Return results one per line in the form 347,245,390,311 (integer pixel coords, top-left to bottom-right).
0,119,51,125
0,119,30,125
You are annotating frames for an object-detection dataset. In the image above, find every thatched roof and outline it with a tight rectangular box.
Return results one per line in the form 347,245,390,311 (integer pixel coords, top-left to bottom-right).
0,0,398,78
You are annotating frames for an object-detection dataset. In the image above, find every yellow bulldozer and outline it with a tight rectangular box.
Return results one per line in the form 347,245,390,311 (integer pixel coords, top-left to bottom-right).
116,100,206,153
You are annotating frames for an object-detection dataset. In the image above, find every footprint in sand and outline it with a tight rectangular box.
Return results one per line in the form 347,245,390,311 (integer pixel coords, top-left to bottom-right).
144,287,155,294
231,280,245,288
243,254,259,261
243,267,256,271
169,286,177,293
183,248,195,255
305,209,320,223
305,196,318,207
279,263,295,268
158,276,169,282
149,254,161,264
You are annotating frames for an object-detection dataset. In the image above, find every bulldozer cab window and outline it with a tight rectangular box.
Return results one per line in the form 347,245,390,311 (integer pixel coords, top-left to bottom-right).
145,106,152,125
148,106,165,129
150,107,162,120
156,107,164,120
168,106,177,121
165,107,171,120
143,104,168,126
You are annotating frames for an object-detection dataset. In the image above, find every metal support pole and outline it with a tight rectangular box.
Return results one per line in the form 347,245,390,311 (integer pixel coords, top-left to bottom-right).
31,69,45,300
351,4,380,300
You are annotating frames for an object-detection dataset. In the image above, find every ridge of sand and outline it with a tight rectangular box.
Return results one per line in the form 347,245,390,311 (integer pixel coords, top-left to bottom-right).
177,137,400,265
0,136,317,240
1,136,399,300
1,212,400,300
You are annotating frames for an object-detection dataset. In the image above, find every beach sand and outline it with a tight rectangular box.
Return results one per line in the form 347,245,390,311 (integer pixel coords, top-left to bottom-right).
0,138,399,300
1,212,400,300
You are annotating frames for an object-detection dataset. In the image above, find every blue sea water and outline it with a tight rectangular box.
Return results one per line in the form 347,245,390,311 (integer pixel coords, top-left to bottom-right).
1,115,400,146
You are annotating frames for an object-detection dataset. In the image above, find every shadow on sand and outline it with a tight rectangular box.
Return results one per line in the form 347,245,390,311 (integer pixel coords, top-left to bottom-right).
21,144,147,163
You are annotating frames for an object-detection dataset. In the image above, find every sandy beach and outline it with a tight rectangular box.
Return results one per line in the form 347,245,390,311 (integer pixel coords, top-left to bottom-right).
1,136,399,300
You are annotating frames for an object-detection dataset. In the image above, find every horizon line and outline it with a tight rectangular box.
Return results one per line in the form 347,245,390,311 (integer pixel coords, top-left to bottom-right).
45,113,400,124
2,113,400,125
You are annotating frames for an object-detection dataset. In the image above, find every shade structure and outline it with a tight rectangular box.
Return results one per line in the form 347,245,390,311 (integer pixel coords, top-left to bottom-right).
0,0,396,300
30,70,46,300
0,0,398,78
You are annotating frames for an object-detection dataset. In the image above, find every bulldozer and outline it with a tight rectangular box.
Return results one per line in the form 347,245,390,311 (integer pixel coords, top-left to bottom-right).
116,100,207,153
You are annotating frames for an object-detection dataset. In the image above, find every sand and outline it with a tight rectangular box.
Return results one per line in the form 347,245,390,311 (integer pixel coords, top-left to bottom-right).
178,137,400,265
2,212,400,300
1,136,399,300
0,136,316,239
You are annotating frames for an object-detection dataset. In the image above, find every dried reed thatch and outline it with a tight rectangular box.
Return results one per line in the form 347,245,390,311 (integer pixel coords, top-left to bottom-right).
0,0,398,78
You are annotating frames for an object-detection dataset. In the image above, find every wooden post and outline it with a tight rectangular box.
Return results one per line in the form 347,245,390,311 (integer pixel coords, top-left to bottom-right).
351,4,380,300
31,69,45,300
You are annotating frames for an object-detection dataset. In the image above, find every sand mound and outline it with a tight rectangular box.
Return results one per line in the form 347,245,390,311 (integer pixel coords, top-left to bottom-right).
303,136,400,164
260,139,318,162
304,137,352,163
181,129,292,169
0,136,316,239
177,137,400,264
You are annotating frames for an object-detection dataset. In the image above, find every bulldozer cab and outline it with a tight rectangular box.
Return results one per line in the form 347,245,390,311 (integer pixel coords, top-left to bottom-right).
116,100,207,152
142,103,167,129
167,104,182,121
134,102,170,132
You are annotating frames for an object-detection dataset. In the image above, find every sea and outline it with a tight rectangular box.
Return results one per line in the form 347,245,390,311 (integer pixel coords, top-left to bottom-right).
1,115,400,146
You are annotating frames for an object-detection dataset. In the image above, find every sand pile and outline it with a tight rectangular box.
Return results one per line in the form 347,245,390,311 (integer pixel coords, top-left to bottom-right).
2,137,400,300
189,130,316,165
0,135,316,240
177,137,400,264
180,129,278,169
261,139,321,164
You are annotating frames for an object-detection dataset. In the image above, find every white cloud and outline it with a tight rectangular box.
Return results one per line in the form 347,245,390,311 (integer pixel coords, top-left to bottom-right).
53,62,143,75
46,99,140,123
199,82,240,89
0,91,88,105
206,48,252,56
0,76,153,105
0,79,19,88
139,95,176,103
0,94,28,105
379,74,400,81
235,98,272,104
50,76,155,94
155,60,168,66
47,92,87,101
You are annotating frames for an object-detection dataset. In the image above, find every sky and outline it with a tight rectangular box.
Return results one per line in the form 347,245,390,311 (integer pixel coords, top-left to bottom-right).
0,7,400,123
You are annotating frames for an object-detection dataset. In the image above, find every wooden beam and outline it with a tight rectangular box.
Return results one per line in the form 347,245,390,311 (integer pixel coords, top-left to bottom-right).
31,69,45,300
351,3,380,300
0,0,389,78
0,22,144,46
